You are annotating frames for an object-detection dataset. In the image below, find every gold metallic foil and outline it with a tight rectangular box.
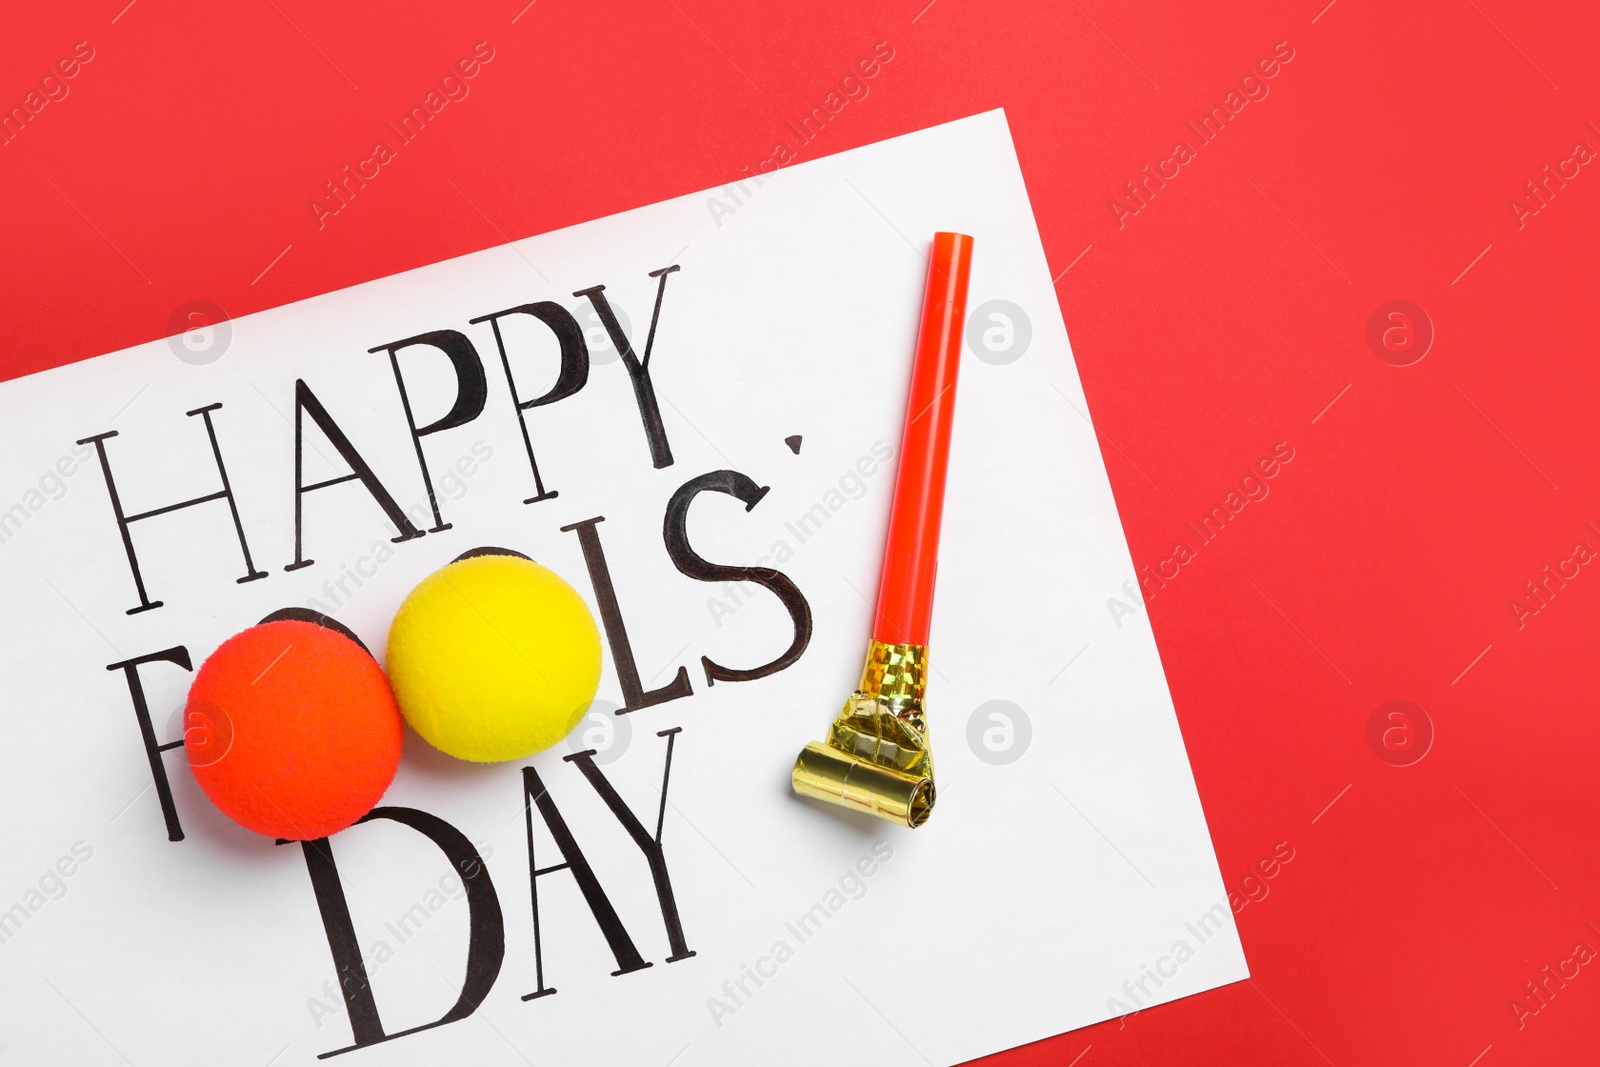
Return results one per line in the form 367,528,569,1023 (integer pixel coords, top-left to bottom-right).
791,639,936,828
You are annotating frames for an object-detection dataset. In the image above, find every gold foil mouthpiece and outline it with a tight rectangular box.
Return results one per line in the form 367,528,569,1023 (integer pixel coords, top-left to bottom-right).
790,639,935,828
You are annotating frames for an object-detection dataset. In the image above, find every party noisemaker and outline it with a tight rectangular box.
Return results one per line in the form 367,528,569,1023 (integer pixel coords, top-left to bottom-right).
791,231,974,828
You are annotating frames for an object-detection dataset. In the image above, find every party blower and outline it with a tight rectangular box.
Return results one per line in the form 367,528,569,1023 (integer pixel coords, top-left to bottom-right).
791,231,974,828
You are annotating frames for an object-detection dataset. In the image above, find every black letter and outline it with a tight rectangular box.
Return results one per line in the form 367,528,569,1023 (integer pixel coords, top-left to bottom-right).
469,302,588,504
369,330,488,532
78,404,267,614
567,728,695,962
292,807,504,1059
560,516,691,714
664,470,812,684
520,728,694,999
574,264,679,469
520,764,651,999
105,647,193,842
286,380,424,572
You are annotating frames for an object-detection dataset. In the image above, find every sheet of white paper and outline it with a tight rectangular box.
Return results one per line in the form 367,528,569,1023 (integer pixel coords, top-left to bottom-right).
0,110,1245,1066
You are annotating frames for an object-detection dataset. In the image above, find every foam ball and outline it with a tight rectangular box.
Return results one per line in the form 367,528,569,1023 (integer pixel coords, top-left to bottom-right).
185,617,403,840
387,552,602,763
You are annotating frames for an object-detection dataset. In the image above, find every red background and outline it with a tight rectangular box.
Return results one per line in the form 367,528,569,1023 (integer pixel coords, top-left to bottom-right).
4,2,1597,1064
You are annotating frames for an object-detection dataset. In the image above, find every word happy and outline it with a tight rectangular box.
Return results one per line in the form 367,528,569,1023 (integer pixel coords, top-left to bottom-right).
75,261,819,1058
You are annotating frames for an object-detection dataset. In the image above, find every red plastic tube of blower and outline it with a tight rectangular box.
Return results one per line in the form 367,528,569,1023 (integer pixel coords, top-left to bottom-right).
871,231,975,647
